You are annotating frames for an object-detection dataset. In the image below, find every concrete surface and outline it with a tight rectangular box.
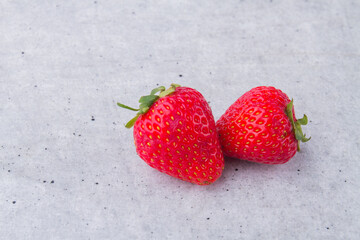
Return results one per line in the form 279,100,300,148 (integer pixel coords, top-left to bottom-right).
1,0,359,239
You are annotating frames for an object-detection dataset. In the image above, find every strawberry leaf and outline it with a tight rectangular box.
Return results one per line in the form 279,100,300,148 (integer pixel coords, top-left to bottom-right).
296,114,308,125
117,84,181,128
139,95,159,104
285,99,310,151
125,114,140,128
117,103,140,111
150,86,166,95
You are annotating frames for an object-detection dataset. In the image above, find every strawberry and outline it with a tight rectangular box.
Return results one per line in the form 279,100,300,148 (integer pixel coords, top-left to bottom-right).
118,84,224,185
216,86,310,164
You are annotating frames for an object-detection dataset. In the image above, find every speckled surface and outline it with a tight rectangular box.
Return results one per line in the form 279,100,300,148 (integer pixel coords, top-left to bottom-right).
1,1,359,239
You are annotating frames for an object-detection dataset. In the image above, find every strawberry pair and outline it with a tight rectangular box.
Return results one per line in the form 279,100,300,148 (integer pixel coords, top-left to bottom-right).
118,84,310,185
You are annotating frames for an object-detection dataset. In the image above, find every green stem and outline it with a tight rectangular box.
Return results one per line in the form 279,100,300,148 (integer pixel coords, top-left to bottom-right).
117,84,181,128
285,99,311,151
159,84,179,98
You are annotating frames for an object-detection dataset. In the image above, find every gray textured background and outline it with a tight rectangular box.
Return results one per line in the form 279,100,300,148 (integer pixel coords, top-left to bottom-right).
1,0,359,239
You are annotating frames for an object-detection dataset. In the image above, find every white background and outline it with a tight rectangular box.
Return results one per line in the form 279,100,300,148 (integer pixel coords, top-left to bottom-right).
1,0,359,239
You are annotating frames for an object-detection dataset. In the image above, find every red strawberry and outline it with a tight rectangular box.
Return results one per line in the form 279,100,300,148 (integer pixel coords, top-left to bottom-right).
216,86,310,164
118,84,224,185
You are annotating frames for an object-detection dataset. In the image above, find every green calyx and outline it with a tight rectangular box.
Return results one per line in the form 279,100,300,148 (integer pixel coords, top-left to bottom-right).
286,99,311,151
117,84,181,128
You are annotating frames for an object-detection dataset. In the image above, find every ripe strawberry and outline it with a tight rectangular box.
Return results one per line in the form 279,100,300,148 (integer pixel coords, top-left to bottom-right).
216,86,310,164
118,84,224,185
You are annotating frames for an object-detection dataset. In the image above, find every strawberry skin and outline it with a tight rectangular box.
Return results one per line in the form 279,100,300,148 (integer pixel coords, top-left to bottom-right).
216,86,310,164
119,85,224,185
